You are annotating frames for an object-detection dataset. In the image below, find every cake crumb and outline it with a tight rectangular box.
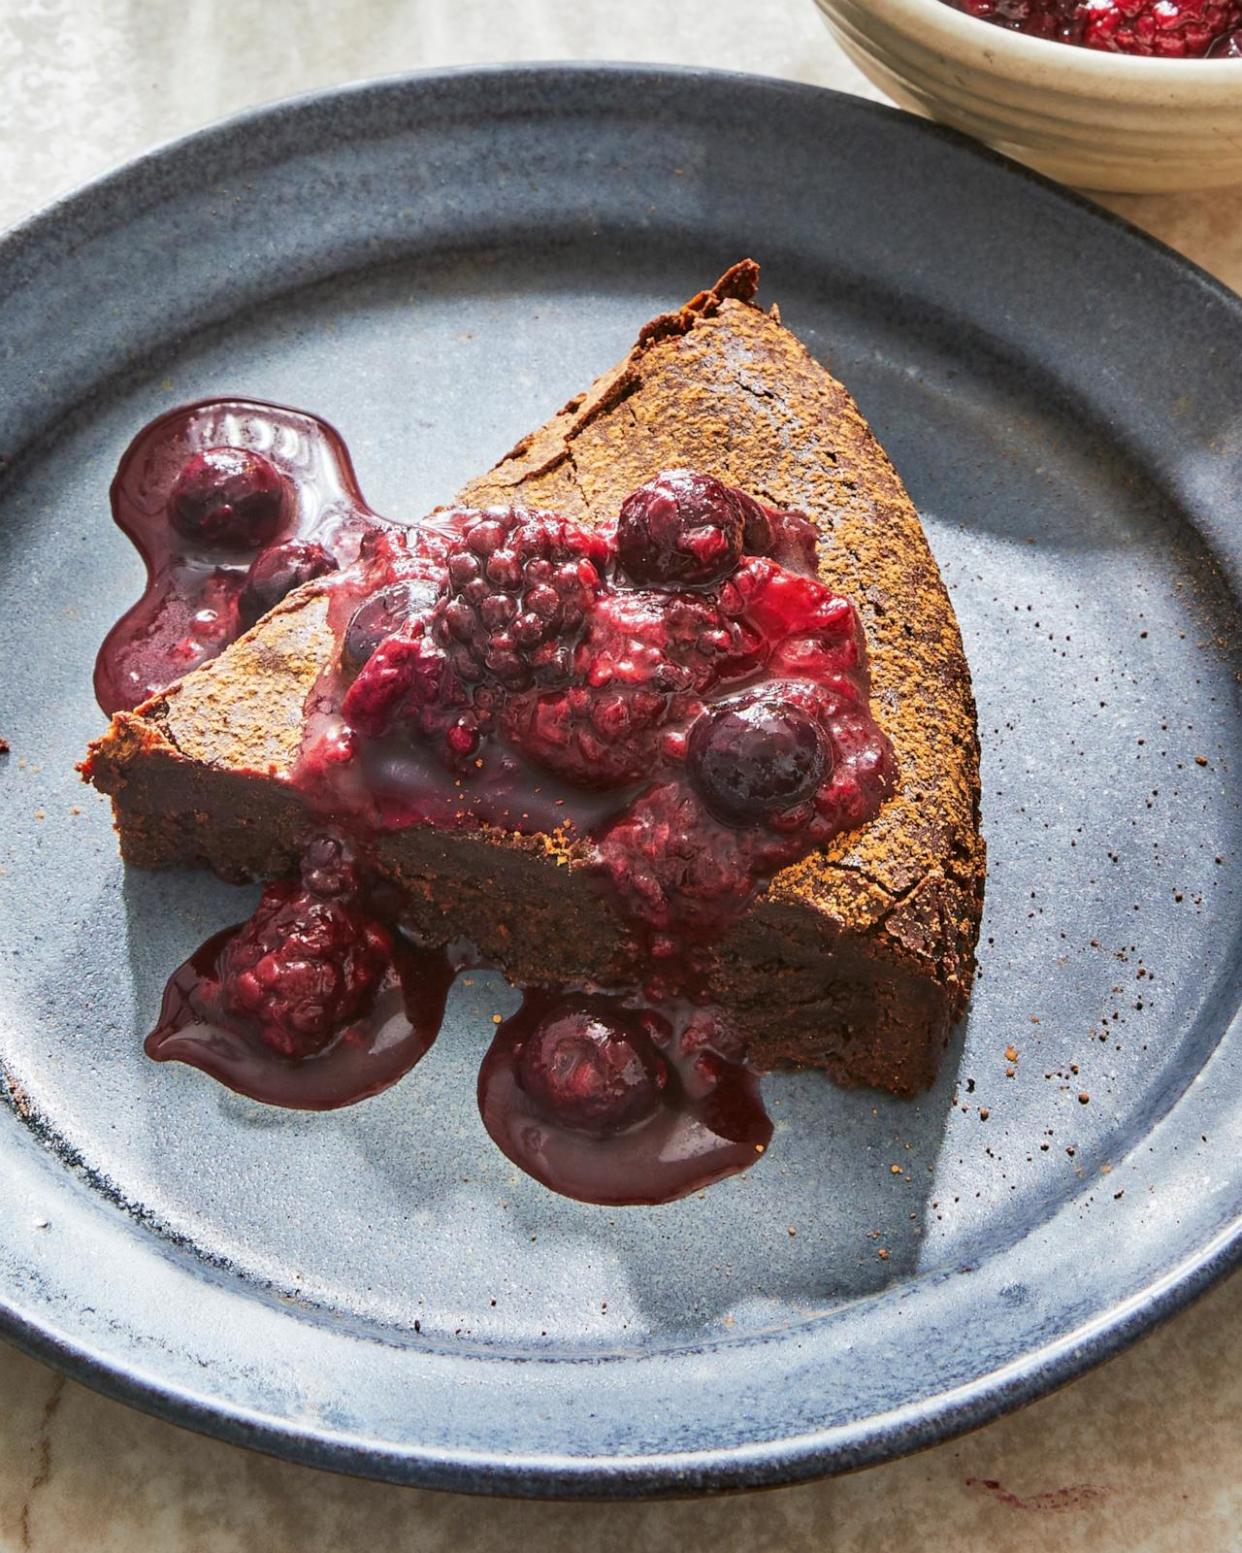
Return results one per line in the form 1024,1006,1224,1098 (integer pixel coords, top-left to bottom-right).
491,1013,503,1025
34,809,45,821
1078,1092,1091,1104
1004,1045,1018,1063
877,1248,889,1261
1194,754,1208,766
787,1225,797,1237
890,1164,903,1175
0,737,9,755
979,1107,990,1121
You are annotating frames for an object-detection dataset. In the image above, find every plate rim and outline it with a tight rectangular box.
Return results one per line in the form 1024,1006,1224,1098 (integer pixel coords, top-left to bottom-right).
1,1215,1237,1497
0,60,1239,1497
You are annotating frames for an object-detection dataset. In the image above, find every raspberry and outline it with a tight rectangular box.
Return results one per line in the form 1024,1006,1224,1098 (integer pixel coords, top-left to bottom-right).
341,632,484,762
596,781,759,940
433,509,607,692
240,539,337,627
169,447,287,549
501,589,752,788
218,878,393,1058
515,998,670,1135
719,555,860,678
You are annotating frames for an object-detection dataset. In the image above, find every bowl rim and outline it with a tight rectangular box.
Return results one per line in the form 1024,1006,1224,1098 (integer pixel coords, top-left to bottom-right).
817,0,1242,82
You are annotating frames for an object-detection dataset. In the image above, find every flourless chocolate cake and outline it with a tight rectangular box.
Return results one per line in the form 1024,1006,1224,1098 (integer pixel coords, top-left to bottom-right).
82,263,983,1199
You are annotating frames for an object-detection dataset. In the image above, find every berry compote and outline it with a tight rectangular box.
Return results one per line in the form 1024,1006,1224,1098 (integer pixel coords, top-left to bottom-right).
145,837,457,1108
95,400,377,714
478,995,771,1205
941,0,1242,55
101,405,896,1204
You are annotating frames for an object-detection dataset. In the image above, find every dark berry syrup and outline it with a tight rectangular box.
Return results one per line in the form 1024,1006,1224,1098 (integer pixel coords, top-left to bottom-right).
95,399,380,714
145,838,457,1109
478,996,771,1205
99,407,895,1204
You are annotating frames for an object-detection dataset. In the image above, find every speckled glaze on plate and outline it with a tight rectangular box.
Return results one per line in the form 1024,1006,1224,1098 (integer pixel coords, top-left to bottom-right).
0,66,1238,1497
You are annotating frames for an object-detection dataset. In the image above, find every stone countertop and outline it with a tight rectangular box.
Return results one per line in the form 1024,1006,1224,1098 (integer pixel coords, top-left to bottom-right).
0,1,1237,1548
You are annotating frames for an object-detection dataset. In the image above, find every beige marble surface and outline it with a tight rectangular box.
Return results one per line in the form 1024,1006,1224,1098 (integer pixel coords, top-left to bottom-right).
0,1,1238,1547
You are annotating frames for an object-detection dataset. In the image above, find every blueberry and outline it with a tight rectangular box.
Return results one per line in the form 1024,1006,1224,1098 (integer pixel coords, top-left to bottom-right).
616,470,745,589
687,689,829,823
240,540,337,626
342,577,438,673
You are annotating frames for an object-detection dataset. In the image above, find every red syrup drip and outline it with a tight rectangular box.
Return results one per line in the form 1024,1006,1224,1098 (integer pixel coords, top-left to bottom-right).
103,407,898,1203
94,399,382,715
477,993,772,1206
146,928,456,1110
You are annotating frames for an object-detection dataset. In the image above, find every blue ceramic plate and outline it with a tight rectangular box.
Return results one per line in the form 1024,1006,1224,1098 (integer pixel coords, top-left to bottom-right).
0,66,1238,1496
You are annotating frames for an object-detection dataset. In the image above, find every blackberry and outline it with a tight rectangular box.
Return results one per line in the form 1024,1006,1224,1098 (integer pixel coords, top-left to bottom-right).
433,509,607,692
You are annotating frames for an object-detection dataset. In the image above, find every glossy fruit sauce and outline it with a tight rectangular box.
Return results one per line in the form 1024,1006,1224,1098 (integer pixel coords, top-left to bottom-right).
941,0,1242,56
100,400,895,1204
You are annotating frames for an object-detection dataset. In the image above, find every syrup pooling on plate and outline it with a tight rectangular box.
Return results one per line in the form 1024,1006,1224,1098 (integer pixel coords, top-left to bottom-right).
144,838,458,1109
105,403,896,1203
477,993,772,1207
94,399,382,714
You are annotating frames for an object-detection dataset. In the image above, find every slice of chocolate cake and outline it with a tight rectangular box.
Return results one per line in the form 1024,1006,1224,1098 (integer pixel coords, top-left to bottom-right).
83,262,984,1100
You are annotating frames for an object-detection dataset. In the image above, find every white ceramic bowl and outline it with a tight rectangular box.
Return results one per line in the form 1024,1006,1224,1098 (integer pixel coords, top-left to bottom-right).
812,0,1242,191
